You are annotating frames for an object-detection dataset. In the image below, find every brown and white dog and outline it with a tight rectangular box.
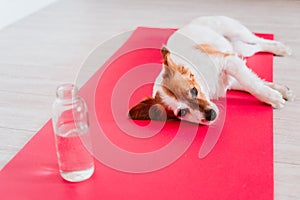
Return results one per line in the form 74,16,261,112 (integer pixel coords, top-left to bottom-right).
129,16,294,125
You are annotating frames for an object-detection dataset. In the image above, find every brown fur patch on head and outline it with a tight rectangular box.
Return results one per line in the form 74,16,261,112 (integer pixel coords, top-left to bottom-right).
162,57,206,100
160,48,211,112
195,44,233,57
162,86,177,100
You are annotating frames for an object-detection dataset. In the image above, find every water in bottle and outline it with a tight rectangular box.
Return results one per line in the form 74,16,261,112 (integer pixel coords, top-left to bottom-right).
52,84,94,182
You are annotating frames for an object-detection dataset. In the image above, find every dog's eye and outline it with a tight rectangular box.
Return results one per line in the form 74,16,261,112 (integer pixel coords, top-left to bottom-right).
177,108,189,117
190,87,198,98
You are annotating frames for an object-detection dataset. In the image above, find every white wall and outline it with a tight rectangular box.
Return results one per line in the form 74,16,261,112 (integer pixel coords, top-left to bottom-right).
0,0,58,30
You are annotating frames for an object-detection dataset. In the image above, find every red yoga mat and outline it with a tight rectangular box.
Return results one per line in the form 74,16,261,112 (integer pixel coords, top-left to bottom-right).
0,27,273,200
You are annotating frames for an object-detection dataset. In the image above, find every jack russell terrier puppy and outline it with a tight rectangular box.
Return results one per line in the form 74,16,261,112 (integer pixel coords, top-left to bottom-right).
129,16,295,125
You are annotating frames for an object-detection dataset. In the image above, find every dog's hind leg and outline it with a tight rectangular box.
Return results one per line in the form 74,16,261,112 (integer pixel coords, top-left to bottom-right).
231,37,291,57
224,55,286,108
192,16,291,57
219,16,291,57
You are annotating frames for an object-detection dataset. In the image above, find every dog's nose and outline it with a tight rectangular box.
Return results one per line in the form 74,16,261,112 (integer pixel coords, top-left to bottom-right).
204,109,217,121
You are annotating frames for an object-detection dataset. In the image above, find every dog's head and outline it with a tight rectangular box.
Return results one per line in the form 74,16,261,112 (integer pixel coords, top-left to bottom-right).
129,46,219,125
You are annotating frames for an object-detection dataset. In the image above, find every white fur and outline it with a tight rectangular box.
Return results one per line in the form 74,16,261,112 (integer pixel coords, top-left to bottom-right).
152,16,294,124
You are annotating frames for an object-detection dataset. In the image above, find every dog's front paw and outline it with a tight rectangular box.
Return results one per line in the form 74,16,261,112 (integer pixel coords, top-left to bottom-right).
282,86,295,101
268,90,286,109
256,87,286,108
272,41,292,56
265,82,295,103
267,83,295,101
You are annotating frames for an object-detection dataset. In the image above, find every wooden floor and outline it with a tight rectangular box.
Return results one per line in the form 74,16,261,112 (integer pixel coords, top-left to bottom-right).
0,0,299,199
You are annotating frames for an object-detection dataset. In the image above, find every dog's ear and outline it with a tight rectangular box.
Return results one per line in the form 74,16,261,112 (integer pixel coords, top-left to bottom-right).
163,64,175,80
128,97,167,121
161,46,170,66
161,46,176,79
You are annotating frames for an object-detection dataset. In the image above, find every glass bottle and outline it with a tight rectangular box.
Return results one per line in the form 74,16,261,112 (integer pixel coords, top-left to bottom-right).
52,83,94,182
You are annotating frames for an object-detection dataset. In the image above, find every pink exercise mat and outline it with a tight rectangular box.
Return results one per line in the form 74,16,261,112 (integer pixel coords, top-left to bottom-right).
0,27,273,200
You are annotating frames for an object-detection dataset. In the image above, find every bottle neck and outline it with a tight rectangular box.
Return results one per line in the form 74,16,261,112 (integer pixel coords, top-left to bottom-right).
56,84,79,101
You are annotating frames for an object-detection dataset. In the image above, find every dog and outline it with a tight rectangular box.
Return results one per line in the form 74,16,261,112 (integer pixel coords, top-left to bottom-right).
129,16,294,125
